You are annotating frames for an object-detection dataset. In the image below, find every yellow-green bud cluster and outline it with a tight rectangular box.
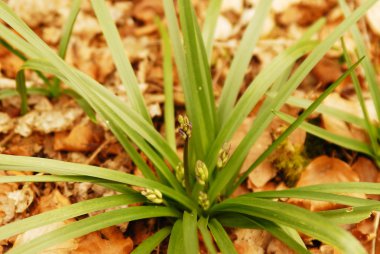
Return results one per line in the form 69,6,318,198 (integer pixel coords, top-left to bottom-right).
178,115,192,140
198,191,210,210
141,188,163,204
217,143,230,169
195,160,208,185
175,162,185,187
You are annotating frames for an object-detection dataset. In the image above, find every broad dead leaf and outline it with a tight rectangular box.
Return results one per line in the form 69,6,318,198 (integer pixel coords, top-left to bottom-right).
234,228,272,254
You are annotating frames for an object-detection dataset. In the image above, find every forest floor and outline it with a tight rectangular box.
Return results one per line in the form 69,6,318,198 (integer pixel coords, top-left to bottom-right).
1,0,380,253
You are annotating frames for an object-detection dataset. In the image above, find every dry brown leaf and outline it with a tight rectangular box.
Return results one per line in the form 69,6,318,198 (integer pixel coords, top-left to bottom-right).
54,121,104,152
366,0,380,36
311,57,343,87
266,238,296,254
72,226,133,254
234,228,272,254
292,156,362,211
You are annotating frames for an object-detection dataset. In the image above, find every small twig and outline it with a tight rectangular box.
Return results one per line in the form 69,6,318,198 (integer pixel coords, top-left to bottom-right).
371,212,380,254
85,138,110,165
0,130,15,147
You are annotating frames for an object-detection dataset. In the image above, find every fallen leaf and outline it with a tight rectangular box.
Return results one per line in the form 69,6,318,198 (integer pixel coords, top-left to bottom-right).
73,226,133,254
234,228,272,254
54,121,104,152
292,156,362,211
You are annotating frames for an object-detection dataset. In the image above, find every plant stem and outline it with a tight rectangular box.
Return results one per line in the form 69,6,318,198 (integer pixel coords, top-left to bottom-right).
184,139,191,194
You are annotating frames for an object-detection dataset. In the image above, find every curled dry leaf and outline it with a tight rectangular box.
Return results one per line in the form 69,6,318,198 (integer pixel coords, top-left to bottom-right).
7,184,34,213
15,108,83,137
73,226,133,254
214,16,233,41
54,121,105,152
0,172,18,225
0,112,14,134
291,155,362,211
311,57,343,88
234,228,272,254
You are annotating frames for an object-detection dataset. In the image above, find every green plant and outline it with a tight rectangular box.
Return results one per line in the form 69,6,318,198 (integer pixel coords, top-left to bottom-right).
281,0,380,167
0,0,95,119
0,0,379,253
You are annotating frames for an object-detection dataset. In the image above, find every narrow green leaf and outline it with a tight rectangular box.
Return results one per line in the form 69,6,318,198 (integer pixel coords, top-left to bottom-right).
183,211,199,254
198,217,217,254
318,205,379,225
168,219,184,254
202,0,222,60
131,226,172,254
62,89,96,122
217,0,273,125
8,207,180,254
51,0,81,97
277,111,372,156
286,96,366,128
232,57,363,192
294,182,380,194
218,214,309,254
208,0,378,203
15,70,28,115
0,154,196,211
0,194,144,241
211,198,367,254
91,0,151,123
338,0,380,121
157,18,176,151
208,218,237,254
0,87,50,99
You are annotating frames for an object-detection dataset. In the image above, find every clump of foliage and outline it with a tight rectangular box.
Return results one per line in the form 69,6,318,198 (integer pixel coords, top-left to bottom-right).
0,0,380,254
282,0,380,168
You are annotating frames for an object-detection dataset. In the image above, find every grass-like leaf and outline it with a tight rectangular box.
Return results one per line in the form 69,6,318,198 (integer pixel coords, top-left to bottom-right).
211,197,367,253
0,154,196,210
157,18,176,150
0,194,144,241
168,219,184,254
51,0,81,97
217,0,273,125
202,0,222,60
197,217,217,254
208,218,237,254
183,211,199,254
15,70,28,115
131,226,172,254
8,206,180,254
90,0,151,123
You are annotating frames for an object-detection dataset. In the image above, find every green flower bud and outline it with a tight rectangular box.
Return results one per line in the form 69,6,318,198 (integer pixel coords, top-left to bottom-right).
175,162,185,187
177,114,192,140
198,191,210,210
195,160,208,185
217,143,230,169
141,188,163,204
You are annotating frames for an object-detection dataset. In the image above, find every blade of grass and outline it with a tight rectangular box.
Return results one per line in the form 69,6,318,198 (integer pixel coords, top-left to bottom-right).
318,205,380,225
8,206,180,254
178,0,217,157
168,219,184,254
341,37,379,157
61,89,96,122
0,194,144,241
90,0,151,124
211,198,367,254
208,0,377,203
294,182,380,194
197,217,217,254
50,0,81,97
217,0,273,125
183,211,199,254
277,111,372,156
0,154,196,210
131,226,172,254
231,58,364,192
286,96,367,128
202,0,222,60
208,218,237,254
0,87,50,99
157,18,176,151
338,0,380,121
217,215,309,254
15,70,28,115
